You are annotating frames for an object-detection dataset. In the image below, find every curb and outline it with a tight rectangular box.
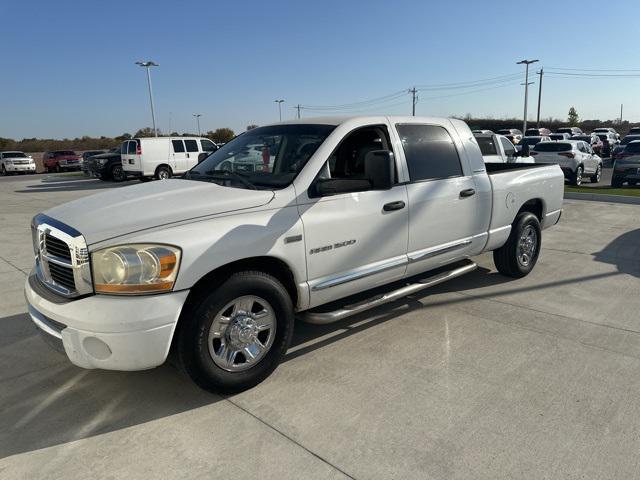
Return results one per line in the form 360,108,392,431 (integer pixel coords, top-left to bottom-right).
564,192,640,205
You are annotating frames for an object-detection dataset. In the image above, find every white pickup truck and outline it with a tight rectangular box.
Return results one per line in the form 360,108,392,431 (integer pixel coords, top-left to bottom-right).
25,116,564,392
473,133,533,164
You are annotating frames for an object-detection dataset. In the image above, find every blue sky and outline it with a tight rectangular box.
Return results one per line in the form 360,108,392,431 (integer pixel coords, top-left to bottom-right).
1,0,639,139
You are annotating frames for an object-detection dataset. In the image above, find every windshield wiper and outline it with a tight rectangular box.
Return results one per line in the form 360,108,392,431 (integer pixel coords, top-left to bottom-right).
194,169,257,190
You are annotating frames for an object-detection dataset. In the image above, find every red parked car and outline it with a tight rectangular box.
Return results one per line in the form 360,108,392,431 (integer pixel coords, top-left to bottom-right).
42,150,82,173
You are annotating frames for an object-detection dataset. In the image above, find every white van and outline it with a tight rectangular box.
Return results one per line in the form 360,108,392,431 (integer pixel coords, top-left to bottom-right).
121,137,218,180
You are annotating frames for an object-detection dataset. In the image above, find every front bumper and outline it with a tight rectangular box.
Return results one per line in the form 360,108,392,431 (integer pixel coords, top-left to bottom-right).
4,163,36,172
25,273,189,371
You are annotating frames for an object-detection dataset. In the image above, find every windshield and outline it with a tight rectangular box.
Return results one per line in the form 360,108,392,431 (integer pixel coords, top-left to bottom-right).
521,137,542,146
534,142,572,152
3,151,27,158
187,124,335,189
475,137,498,155
621,136,640,145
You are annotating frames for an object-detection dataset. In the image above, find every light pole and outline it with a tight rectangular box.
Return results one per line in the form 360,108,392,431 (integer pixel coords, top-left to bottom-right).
517,59,538,133
274,99,285,121
193,114,202,136
135,61,159,137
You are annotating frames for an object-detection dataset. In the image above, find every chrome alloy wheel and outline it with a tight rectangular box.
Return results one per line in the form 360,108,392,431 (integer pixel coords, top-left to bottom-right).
595,165,602,182
517,225,537,267
207,295,276,371
575,167,583,186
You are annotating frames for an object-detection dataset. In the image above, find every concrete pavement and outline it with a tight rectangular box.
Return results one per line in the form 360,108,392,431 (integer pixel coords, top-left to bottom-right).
1,173,640,479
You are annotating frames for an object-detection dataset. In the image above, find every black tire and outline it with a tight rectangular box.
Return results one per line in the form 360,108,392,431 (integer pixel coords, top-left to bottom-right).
55,163,61,173
176,271,294,393
590,164,602,183
155,165,172,180
493,212,542,278
571,165,583,186
611,177,623,188
0,165,6,176
111,164,126,182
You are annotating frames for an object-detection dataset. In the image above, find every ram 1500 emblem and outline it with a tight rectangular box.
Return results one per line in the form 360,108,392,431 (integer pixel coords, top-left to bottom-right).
309,239,356,255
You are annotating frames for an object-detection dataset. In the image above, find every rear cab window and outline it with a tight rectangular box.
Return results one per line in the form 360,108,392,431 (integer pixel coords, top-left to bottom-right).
396,124,463,181
534,142,572,152
475,136,498,156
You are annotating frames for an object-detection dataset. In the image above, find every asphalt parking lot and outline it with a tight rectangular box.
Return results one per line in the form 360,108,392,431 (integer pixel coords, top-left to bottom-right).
1,173,640,479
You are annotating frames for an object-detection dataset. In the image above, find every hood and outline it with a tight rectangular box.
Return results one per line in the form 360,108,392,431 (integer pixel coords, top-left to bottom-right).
43,179,275,244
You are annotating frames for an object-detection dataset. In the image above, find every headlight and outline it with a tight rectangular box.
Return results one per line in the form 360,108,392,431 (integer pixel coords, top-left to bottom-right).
98,158,107,164
92,244,181,294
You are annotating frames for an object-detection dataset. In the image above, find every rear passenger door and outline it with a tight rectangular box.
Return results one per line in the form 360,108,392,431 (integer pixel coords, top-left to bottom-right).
182,139,200,172
395,123,481,278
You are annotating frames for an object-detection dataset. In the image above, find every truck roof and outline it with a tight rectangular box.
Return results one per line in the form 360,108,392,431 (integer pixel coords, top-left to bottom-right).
265,115,463,127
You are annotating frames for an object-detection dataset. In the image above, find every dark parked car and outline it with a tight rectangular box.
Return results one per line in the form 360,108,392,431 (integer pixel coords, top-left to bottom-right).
612,141,640,187
627,127,640,136
81,150,106,175
611,135,640,160
87,148,127,182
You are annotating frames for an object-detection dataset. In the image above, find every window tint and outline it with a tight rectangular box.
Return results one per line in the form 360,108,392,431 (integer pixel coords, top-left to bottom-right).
626,142,640,153
534,142,572,152
172,140,185,153
127,141,137,154
326,126,390,181
475,136,498,155
120,142,128,154
184,139,199,152
500,137,515,156
201,139,217,152
396,124,462,181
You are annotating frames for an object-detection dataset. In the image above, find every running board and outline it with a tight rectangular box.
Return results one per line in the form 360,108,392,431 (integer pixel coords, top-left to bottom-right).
299,260,477,325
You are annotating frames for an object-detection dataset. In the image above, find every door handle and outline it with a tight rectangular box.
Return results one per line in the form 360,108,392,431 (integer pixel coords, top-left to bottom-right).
383,201,406,211
459,188,476,198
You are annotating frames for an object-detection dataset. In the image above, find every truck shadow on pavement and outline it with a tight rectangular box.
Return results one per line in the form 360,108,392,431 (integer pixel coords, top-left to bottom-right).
1,229,638,459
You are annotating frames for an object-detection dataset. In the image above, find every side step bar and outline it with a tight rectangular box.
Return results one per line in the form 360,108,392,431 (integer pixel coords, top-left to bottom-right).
299,260,477,325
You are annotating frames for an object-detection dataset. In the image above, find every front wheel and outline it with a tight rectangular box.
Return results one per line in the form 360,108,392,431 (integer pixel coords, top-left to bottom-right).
111,164,126,182
590,164,602,183
493,212,542,278
571,165,583,186
176,271,294,393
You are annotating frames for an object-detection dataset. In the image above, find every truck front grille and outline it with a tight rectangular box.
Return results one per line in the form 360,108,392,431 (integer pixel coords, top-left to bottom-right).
31,214,93,298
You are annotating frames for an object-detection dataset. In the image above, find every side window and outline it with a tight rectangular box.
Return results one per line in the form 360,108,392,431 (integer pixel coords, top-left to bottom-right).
184,139,199,152
396,124,463,181
200,139,217,152
500,137,515,156
121,141,128,154
172,140,185,153
326,126,391,180
127,141,137,154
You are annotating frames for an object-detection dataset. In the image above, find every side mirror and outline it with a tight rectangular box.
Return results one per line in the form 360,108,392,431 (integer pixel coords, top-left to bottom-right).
364,150,394,190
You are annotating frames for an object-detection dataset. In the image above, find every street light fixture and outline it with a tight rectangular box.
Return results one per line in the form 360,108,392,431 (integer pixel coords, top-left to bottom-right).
135,61,159,137
274,99,285,121
517,59,539,133
193,114,202,137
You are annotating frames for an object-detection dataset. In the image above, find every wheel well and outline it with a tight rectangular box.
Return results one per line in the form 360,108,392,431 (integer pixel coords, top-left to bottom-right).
184,256,298,312
155,163,172,174
518,198,543,221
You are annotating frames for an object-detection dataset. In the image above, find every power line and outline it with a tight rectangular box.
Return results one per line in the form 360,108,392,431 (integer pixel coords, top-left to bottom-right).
546,67,640,72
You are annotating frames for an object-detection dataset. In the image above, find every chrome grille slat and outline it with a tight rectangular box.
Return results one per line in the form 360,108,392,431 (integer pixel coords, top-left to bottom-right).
44,234,72,261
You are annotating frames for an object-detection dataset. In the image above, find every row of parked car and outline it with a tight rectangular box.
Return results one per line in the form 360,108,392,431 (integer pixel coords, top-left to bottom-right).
472,126,640,187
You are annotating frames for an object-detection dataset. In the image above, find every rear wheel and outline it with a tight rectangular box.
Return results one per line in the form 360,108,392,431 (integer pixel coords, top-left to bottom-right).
176,271,294,393
571,165,583,186
590,164,602,183
493,212,542,278
155,165,172,180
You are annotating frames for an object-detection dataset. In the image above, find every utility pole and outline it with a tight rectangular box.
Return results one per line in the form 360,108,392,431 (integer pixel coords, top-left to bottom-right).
168,111,172,134
193,114,202,136
517,59,539,133
409,87,417,116
274,99,285,121
295,104,302,119
536,68,544,128
620,103,624,124
135,61,159,137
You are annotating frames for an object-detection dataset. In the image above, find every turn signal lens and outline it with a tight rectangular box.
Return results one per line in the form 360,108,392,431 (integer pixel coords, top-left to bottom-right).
92,244,181,294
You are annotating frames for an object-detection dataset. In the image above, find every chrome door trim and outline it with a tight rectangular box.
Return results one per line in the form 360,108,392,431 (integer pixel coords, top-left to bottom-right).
408,238,472,263
310,255,408,291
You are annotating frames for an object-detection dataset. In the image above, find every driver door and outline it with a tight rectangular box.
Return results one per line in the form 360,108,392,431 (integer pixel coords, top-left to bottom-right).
298,125,409,308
